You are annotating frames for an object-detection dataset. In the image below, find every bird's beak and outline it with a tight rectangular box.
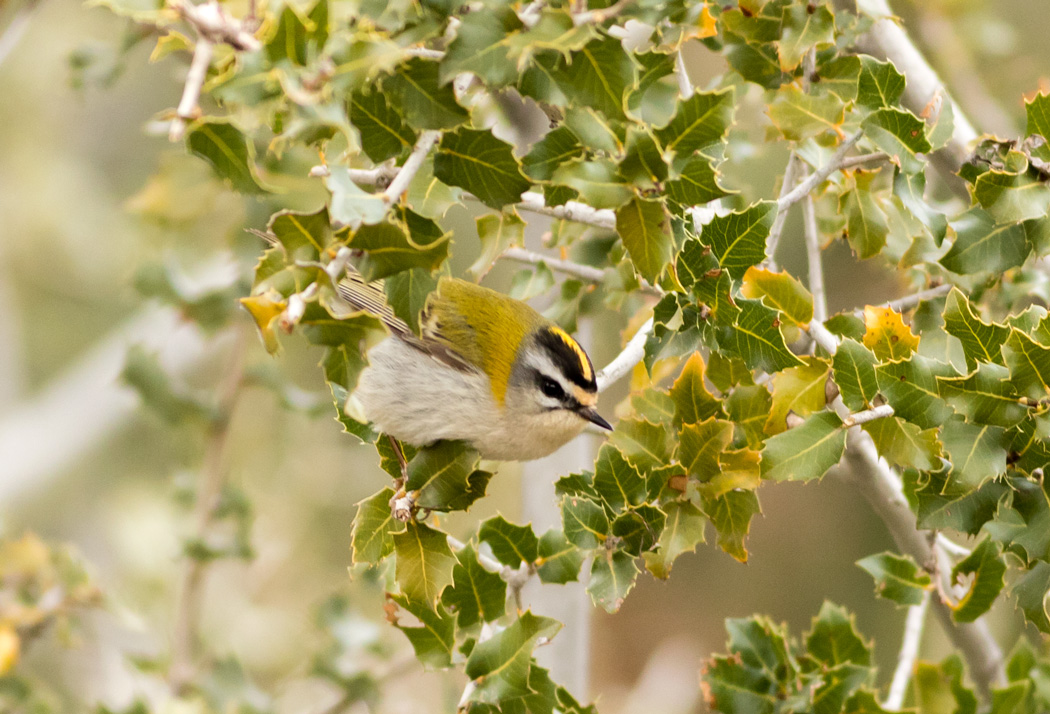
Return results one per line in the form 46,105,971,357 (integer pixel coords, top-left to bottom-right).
579,407,613,431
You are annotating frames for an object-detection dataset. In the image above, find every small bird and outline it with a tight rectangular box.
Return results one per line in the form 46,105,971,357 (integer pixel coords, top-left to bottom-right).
341,273,612,461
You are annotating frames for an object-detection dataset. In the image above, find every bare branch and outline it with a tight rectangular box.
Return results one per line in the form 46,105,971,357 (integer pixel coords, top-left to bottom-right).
572,0,632,25
169,0,261,51
842,404,895,428
840,152,890,170
169,38,214,141
802,188,827,322
765,153,801,271
379,130,442,207
517,192,617,230
778,131,864,210
806,319,841,354
676,50,693,100
885,591,930,711
0,0,40,69
881,284,952,313
596,318,655,392
499,247,664,296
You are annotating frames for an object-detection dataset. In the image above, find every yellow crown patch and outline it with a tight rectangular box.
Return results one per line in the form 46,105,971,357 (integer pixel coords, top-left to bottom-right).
548,326,593,381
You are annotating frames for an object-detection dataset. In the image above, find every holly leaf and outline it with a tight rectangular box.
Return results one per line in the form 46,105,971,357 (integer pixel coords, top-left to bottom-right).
768,85,846,141
643,500,706,579
716,299,805,373
806,602,872,667
349,214,450,280
839,171,889,259
862,305,919,361
441,544,507,628
726,385,773,449
665,155,734,207
593,444,647,512
522,126,583,181
387,592,456,669
561,495,609,550
938,363,1027,428
384,268,437,335
913,657,979,714
555,35,637,121
186,119,268,194
615,196,674,284
856,552,933,606
765,356,831,435
464,611,562,702
350,487,397,565
434,129,531,209
857,56,906,110
875,354,957,429
702,488,761,562
761,411,846,482
393,520,457,607
832,339,879,411
1011,561,1050,633
863,417,943,471
778,3,835,72
609,418,673,474
471,210,525,278
670,352,726,426
587,550,640,613
349,90,416,164
405,441,480,511
942,287,1008,369
383,58,468,130
951,538,1006,623
941,418,1008,490
326,169,391,229
861,108,931,173
1003,327,1050,400
536,529,584,584
974,163,1050,223
655,88,735,161
679,418,734,481
478,516,539,568
741,267,814,326
440,6,524,87
940,208,1031,276
702,202,777,279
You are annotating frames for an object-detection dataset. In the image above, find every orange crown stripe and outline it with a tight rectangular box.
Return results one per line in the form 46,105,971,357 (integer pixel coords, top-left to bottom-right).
549,326,593,381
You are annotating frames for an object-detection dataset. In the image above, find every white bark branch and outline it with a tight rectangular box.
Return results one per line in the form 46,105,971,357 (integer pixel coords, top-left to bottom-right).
765,153,801,271
802,188,826,323
379,130,442,207
596,317,655,392
170,37,214,141
502,247,605,282
885,591,930,711
777,131,863,210
842,404,895,427
517,192,617,230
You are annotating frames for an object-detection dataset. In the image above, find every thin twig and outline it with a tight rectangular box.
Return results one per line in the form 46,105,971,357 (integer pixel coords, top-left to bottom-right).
170,37,214,141
170,328,247,693
778,131,863,210
676,50,693,100
885,591,930,711
840,153,890,170
802,188,827,322
596,318,655,392
936,534,972,559
572,0,632,25
517,192,617,230
881,284,952,313
806,319,840,354
765,153,801,271
843,404,895,427
380,130,442,206
500,247,664,296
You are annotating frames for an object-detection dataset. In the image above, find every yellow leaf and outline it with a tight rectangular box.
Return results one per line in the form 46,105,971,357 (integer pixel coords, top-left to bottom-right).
0,625,19,675
698,4,717,39
240,292,287,354
863,305,920,361
765,356,831,434
699,448,761,499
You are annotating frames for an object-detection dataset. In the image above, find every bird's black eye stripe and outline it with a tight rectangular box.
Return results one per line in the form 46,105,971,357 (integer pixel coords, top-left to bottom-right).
539,376,565,400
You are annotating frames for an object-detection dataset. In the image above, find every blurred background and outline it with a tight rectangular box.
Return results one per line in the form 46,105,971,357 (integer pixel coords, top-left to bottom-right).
0,0,1047,711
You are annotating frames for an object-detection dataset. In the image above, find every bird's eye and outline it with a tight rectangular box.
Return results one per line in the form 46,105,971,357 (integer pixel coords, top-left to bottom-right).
539,377,565,400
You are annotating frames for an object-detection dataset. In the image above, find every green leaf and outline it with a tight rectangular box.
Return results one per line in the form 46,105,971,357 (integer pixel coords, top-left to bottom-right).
509,263,556,302
679,418,734,481
806,602,872,667
863,417,943,471
465,611,562,702
349,90,416,164
940,207,1031,275
383,58,468,130
857,56,906,110
778,3,835,71
861,108,932,173
938,363,1027,428
593,444,647,512
910,471,1007,535
740,267,814,326
761,411,846,482
626,50,679,127
631,387,676,425
328,33,404,93
914,656,979,714
1011,561,1050,633
655,88,735,161
615,196,674,284
670,352,726,426
522,126,583,181
665,155,734,207
478,516,539,568
942,287,1008,369
536,529,584,584
471,210,525,278
552,157,633,209
404,441,479,511
702,654,777,714
832,339,879,411
985,476,1050,565
555,35,636,121
1003,327,1050,399
951,538,1006,623
941,418,1008,490
611,505,665,556
266,7,308,65
350,213,450,280
619,127,668,189
384,268,437,335
388,592,455,668
405,155,464,220
561,495,609,550
441,6,524,87
839,171,889,259
816,55,861,102
325,169,389,229
608,418,673,474
441,544,507,628
894,168,948,245
716,299,805,373
393,520,457,607
587,550,639,613
856,552,933,606
875,355,957,430
702,488,761,562
765,356,831,435
267,207,330,261
434,128,531,209
350,487,396,564
726,385,773,449
186,119,268,194
643,500,706,579
122,346,211,423
702,202,776,278
974,164,1050,223
768,85,846,141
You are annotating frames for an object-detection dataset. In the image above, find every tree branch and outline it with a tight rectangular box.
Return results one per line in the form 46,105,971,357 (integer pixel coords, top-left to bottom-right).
170,37,214,141
379,130,442,207
499,247,664,296
802,187,827,322
777,131,863,210
765,153,801,271
885,591,930,711
0,0,40,69
596,318,655,393
842,404,894,427
517,192,617,230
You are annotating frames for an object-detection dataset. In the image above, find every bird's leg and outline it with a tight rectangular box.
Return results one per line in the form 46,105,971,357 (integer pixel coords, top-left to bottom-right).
386,435,417,522
387,434,409,485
